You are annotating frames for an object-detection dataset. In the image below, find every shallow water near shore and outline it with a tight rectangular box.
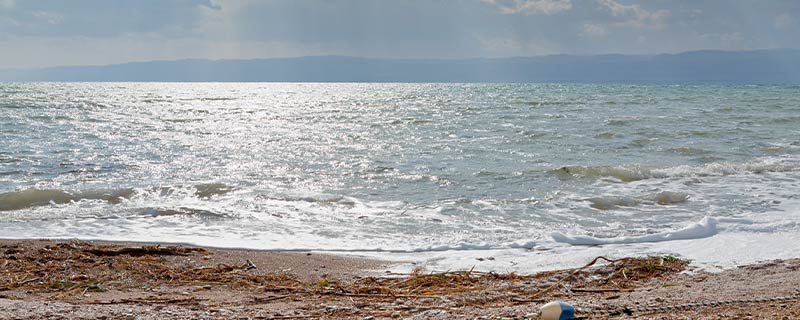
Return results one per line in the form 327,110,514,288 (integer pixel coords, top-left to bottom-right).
1,82,799,271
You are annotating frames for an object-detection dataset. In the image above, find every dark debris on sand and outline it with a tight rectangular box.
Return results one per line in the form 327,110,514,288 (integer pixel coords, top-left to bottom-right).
0,240,707,319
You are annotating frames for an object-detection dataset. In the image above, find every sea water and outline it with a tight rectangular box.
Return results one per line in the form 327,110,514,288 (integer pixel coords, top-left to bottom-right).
1,83,799,271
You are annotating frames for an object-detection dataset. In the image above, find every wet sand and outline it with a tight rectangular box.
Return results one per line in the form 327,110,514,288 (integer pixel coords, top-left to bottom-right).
1,239,798,319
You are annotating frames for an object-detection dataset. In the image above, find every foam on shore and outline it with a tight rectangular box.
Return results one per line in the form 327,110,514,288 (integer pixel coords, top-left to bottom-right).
551,216,719,245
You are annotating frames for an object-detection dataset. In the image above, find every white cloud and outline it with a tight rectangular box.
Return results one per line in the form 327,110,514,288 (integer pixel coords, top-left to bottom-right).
32,11,63,25
581,23,607,37
598,0,670,29
774,13,797,31
482,0,572,15
0,0,14,9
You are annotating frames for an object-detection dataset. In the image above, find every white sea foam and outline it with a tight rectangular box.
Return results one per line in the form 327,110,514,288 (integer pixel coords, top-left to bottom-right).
551,217,720,245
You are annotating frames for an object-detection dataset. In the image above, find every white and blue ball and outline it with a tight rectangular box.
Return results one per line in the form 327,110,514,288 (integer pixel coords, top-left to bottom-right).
539,301,575,320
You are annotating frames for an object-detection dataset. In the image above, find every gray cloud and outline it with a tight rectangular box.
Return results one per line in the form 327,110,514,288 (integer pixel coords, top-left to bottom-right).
581,23,608,37
598,0,671,29
0,0,797,68
774,13,797,31
482,0,572,15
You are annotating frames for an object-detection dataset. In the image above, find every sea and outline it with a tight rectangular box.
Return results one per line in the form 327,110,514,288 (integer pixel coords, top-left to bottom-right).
1,82,799,272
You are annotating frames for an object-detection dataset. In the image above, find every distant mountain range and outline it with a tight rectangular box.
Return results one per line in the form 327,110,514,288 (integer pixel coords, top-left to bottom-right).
2,49,799,83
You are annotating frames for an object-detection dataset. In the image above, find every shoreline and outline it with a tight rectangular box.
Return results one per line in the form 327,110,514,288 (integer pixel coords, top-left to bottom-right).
1,239,799,319
0,239,391,282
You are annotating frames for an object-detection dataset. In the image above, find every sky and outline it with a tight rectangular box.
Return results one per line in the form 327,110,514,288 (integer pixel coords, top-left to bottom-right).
0,0,798,68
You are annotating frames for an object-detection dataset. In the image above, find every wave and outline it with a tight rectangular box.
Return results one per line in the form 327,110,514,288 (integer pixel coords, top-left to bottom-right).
586,196,640,210
0,183,236,211
264,193,365,207
554,165,662,182
298,241,539,253
193,183,236,199
0,170,24,176
665,147,712,155
652,191,690,205
524,100,575,107
0,154,22,163
0,188,135,211
200,97,237,101
551,217,719,245
554,157,800,182
586,191,689,210
144,207,229,219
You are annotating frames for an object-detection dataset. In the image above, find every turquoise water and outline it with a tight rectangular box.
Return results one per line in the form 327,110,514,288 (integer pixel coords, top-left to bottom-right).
1,83,799,264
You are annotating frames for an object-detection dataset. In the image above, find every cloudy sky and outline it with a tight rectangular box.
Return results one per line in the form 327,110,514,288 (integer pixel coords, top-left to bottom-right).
0,0,798,68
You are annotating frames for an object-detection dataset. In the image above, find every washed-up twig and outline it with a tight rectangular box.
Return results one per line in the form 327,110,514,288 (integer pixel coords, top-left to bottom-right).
245,259,257,271
18,277,40,285
524,256,623,301
511,297,547,304
571,287,623,293
85,246,207,256
322,292,442,299
253,295,288,303
87,297,203,305
262,315,314,320
262,286,305,292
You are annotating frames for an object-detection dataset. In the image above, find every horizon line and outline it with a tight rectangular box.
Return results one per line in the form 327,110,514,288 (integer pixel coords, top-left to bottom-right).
4,47,798,71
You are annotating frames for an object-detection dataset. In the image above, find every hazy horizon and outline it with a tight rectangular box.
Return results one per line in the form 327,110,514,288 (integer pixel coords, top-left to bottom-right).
0,48,796,70
2,49,798,83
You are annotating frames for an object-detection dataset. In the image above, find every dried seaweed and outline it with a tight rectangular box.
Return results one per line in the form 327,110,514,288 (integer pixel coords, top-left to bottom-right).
84,245,208,256
0,241,688,318
0,241,301,293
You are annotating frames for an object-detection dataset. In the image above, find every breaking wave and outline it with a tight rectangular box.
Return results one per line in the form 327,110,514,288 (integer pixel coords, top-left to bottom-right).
0,188,135,211
0,183,236,212
144,207,230,219
554,156,800,182
586,191,689,210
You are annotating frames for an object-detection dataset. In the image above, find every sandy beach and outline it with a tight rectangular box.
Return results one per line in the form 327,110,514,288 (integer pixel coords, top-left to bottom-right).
1,239,798,319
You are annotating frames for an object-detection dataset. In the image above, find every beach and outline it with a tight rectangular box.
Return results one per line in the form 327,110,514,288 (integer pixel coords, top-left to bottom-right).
2,83,800,318
3,83,800,272
1,239,798,319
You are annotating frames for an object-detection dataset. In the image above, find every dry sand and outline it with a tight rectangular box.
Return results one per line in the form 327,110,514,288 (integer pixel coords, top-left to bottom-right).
1,239,798,319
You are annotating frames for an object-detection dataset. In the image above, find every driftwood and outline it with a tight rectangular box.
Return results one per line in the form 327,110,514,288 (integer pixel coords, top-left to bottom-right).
84,246,207,256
